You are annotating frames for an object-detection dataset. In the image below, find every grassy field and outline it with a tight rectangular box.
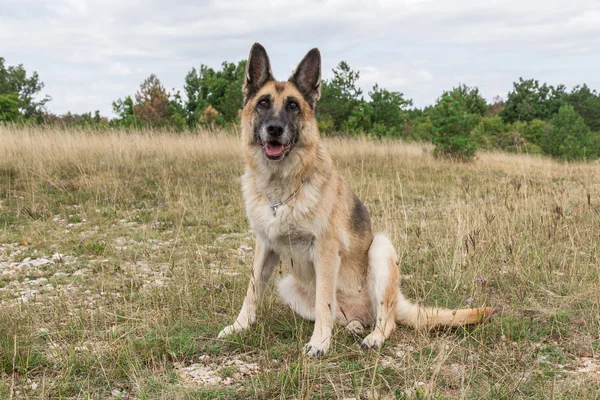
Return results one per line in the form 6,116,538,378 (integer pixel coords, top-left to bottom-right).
1,126,599,399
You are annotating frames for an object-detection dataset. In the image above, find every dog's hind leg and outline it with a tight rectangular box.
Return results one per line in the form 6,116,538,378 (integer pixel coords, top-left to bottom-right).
345,320,365,335
361,234,400,350
277,275,315,321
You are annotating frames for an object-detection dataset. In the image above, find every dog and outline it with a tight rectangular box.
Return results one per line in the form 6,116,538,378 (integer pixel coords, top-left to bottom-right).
218,43,494,357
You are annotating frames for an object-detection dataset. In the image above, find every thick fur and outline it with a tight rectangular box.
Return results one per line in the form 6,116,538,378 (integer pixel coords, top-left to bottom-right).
218,43,494,357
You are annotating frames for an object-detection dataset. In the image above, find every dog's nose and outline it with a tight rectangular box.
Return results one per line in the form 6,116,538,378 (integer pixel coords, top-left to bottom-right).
266,123,284,137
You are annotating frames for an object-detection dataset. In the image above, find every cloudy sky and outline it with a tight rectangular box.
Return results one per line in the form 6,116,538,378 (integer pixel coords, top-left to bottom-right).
1,0,599,116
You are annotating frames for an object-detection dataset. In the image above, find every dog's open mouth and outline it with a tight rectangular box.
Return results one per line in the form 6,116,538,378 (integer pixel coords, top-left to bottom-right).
261,140,292,160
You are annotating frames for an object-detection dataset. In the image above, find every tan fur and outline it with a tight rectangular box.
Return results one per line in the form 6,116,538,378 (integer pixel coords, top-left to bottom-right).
218,44,494,356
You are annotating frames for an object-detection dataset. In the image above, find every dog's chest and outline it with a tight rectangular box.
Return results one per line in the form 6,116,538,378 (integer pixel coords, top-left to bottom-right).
251,203,316,258
243,175,329,276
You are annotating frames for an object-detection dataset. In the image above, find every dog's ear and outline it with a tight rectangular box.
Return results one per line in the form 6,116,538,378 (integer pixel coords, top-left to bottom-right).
289,48,321,109
243,43,274,105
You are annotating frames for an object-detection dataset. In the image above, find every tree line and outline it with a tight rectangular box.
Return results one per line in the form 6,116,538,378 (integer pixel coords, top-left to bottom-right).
2,56,600,161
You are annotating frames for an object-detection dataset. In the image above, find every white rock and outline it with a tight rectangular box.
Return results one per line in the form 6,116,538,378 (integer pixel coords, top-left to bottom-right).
28,278,49,286
20,289,39,297
73,268,89,277
30,258,53,267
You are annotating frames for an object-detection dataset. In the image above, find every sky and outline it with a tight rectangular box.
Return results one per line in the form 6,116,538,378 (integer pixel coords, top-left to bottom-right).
1,0,599,117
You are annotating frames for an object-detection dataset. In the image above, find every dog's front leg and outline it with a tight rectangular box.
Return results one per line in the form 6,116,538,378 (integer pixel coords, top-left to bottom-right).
304,239,340,357
218,236,279,338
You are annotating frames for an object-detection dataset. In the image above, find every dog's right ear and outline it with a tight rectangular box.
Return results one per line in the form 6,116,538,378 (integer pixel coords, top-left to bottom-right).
243,43,274,105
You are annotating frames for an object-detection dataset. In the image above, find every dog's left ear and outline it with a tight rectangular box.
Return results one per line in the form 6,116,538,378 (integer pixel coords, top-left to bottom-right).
289,48,321,109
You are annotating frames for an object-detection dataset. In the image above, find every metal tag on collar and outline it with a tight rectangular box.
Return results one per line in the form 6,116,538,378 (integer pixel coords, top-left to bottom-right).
265,181,305,218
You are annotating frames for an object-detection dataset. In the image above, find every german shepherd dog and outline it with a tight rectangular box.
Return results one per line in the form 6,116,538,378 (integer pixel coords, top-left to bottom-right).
218,43,493,357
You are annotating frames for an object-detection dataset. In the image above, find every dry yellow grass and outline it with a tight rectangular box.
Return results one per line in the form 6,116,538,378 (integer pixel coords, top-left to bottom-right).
1,125,600,398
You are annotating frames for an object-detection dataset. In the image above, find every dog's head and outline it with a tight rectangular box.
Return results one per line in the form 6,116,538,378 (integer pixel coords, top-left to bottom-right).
240,43,321,162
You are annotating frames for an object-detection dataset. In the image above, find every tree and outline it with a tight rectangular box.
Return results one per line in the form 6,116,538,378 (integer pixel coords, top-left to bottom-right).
111,75,186,130
342,84,412,137
133,74,170,126
469,116,508,149
0,57,51,121
501,78,566,123
111,95,138,127
431,93,480,161
167,89,187,131
369,84,412,127
42,110,108,128
318,61,363,133
0,93,21,122
542,105,596,160
184,61,246,127
442,84,487,116
520,119,547,145
566,84,600,132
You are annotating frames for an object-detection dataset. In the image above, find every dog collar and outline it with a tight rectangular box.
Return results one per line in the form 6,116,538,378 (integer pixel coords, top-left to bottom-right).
265,181,305,217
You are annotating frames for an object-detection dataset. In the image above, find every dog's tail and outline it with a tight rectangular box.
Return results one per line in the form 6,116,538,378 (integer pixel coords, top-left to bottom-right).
396,292,494,329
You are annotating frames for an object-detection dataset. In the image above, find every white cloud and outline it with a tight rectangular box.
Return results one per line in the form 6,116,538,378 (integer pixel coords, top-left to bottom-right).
568,10,600,29
359,66,408,91
418,71,434,82
109,62,132,76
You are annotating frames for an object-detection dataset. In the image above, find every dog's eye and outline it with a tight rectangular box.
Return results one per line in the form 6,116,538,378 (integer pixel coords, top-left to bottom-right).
288,101,298,110
258,99,269,108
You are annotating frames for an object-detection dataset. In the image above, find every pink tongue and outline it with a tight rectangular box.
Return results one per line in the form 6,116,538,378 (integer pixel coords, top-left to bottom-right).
264,143,285,157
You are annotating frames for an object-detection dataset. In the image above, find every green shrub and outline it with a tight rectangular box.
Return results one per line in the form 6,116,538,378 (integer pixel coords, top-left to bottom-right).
0,93,21,122
317,115,335,135
431,93,480,161
470,116,507,149
433,135,477,161
402,118,434,141
542,105,596,160
521,142,544,155
522,119,547,144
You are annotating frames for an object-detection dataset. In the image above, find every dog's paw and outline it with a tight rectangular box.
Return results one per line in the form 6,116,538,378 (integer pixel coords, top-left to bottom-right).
345,320,365,335
303,337,331,358
361,332,386,350
217,323,246,339
303,343,328,358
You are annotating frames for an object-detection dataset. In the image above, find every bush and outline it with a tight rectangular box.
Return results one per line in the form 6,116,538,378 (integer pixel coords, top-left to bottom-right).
402,118,434,141
431,93,480,161
370,122,402,138
0,93,21,122
542,105,596,160
470,116,507,149
588,133,600,157
433,135,477,161
317,115,335,135
519,142,543,155
522,119,547,144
